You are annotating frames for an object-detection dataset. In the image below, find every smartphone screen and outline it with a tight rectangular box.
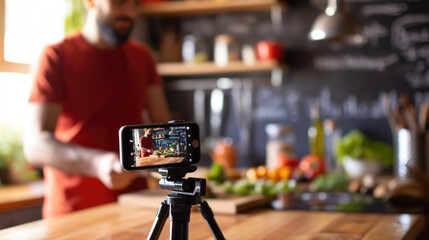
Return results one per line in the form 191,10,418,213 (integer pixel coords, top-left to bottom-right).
119,122,200,171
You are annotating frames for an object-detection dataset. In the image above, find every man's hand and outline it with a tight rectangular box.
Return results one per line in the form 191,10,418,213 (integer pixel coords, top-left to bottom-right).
94,152,137,190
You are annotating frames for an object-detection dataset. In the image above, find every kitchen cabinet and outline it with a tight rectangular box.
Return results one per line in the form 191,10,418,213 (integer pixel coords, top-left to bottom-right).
140,0,288,79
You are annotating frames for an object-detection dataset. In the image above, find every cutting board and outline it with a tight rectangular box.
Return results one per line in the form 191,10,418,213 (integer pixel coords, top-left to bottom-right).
118,189,275,214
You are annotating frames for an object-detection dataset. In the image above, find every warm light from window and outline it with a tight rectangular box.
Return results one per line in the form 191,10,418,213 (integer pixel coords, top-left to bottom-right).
0,72,31,127
4,0,66,64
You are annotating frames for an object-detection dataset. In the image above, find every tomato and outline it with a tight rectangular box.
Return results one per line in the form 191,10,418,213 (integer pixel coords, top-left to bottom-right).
276,153,299,169
299,155,325,181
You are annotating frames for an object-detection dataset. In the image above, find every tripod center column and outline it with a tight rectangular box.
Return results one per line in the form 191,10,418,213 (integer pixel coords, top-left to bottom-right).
170,203,192,240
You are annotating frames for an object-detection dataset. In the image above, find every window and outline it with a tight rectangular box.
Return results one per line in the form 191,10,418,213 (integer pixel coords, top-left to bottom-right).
0,0,67,73
0,0,68,126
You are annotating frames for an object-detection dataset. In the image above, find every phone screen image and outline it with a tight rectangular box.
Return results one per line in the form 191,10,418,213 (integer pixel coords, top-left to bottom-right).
120,122,200,171
131,125,191,168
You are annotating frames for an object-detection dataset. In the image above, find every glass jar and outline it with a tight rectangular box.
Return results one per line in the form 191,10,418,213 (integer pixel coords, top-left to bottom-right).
182,34,209,64
214,34,240,67
265,124,295,170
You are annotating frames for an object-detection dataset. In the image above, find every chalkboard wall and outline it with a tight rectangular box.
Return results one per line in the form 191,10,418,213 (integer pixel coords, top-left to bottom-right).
147,0,429,167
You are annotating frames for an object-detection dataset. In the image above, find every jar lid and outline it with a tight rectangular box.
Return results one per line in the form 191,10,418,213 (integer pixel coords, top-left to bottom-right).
265,124,293,137
215,34,236,43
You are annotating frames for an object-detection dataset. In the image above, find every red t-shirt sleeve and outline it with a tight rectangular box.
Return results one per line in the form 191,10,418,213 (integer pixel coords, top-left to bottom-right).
29,45,66,103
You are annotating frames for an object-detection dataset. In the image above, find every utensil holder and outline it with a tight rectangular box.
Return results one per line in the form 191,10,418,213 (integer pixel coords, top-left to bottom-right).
394,129,425,179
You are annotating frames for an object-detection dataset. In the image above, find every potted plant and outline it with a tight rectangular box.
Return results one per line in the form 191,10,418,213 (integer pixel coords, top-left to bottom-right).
0,127,39,185
335,130,393,179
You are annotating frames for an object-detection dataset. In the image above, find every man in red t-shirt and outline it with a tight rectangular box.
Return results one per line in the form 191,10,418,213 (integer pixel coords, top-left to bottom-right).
140,129,154,157
23,0,171,218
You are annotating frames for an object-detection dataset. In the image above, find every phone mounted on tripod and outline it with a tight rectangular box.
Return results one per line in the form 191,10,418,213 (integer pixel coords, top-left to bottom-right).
119,122,225,240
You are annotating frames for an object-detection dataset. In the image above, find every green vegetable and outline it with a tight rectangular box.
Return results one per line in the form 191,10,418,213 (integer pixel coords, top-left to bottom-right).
222,181,234,194
155,150,175,156
275,179,298,194
232,179,254,196
335,130,393,168
309,172,349,192
254,180,276,196
207,162,226,183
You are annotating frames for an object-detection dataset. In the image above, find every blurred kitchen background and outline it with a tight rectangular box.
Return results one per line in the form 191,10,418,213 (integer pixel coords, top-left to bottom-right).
1,0,429,230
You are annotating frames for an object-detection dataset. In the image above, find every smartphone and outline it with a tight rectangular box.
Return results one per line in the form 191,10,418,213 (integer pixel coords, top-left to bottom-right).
119,121,200,171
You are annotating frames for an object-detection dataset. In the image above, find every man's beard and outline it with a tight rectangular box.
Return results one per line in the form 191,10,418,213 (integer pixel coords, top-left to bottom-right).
97,16,134,46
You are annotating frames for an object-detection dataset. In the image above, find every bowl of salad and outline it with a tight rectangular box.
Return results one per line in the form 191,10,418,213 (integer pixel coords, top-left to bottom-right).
335,130,393,179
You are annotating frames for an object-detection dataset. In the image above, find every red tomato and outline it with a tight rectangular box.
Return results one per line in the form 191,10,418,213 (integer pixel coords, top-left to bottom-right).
299,155,325,181
276,153,299,169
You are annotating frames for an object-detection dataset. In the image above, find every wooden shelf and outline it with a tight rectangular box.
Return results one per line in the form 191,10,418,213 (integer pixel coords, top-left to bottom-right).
0,181,44,212
139,0,286,17
157,61,286,77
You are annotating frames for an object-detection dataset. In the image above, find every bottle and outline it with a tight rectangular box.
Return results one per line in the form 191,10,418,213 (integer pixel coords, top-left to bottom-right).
308,105,324,158
324,119,341,173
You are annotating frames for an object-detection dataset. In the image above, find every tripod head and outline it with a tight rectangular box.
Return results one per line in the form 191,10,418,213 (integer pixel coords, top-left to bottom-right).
158,165,206,196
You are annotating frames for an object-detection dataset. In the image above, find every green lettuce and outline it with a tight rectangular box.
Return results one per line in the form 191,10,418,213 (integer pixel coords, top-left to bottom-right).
335,130,393,168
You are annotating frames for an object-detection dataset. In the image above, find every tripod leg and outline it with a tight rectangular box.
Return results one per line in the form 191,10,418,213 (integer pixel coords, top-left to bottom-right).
146,200,169,240
169,203,192,240
198,201,226,240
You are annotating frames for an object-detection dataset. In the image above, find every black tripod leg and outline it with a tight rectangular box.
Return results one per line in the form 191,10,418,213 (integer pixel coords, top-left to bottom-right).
146,200,169,240
170,203,192,240
198,201,226,240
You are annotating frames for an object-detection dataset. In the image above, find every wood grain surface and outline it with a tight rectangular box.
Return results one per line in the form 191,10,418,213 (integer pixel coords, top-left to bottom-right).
0,203,423,240
139,0,287,17
0,180,44,212
118,189,276,214
156,61,287,77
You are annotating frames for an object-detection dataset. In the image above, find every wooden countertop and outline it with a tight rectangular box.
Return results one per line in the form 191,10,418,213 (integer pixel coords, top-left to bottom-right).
0,202,423,239
0,180,44,212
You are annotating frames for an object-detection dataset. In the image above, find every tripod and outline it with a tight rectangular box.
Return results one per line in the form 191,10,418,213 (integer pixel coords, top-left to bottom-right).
146,166,225,240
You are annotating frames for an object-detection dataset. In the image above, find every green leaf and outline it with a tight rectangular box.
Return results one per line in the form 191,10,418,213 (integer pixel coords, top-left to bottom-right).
65,0,86,34
335,130,393,168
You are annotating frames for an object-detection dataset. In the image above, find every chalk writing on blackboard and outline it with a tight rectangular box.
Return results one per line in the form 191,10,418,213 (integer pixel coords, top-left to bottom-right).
254,88,429,122
363,20,389,47
306,88,385,120
392,14,429,51
254,88,393,122
392,14,429,88
253,88,300,122
314,54,399,72
360,3,408,17
404,60,429,88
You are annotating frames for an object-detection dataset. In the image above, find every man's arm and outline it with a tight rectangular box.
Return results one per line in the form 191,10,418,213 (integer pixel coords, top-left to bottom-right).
146,85,172,123
23,102,136,190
